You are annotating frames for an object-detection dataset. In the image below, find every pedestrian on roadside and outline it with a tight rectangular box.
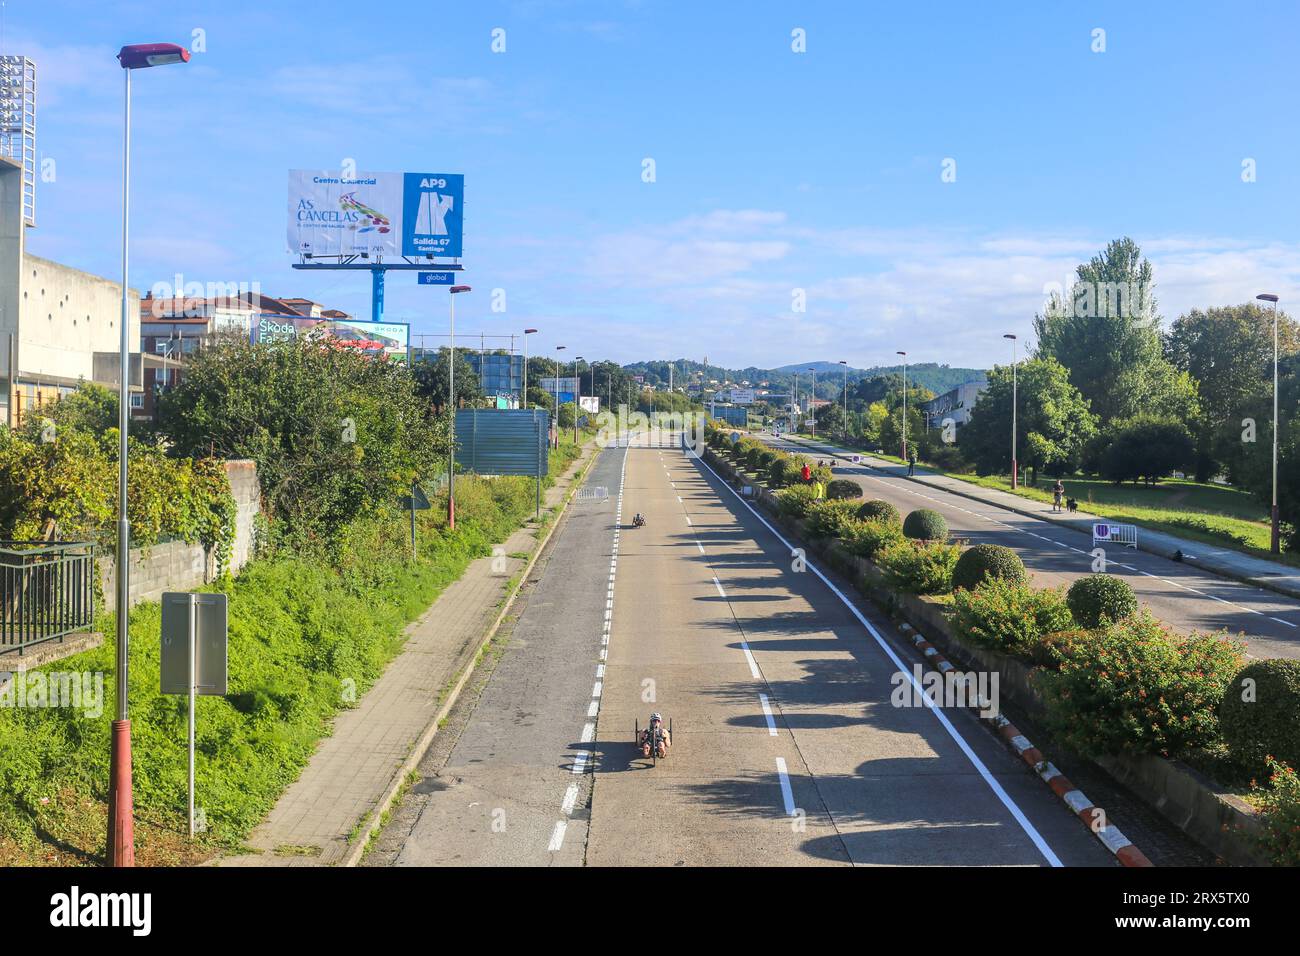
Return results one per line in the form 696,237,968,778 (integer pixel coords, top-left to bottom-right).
907,447,917,477
1052,479,1065,513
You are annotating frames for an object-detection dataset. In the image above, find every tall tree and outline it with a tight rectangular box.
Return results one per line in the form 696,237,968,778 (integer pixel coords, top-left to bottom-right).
1034,237,1192,423
959,357,1097,483
1167,303,1300,479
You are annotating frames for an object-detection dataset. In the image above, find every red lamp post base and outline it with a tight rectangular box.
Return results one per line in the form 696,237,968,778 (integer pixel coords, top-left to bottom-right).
106,719,134,867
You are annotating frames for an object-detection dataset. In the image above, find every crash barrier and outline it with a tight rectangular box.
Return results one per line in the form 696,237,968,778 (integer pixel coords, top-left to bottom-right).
1092,522,1138,549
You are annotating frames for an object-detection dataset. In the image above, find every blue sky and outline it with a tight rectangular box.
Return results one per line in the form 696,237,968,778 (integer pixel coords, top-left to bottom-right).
5,0,1300,369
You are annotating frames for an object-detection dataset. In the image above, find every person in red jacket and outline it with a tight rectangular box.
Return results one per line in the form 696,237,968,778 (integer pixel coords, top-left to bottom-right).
801,462,812,483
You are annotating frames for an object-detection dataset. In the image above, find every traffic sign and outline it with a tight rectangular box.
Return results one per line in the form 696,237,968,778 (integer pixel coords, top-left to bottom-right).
401,483,431,510
418,271,457,285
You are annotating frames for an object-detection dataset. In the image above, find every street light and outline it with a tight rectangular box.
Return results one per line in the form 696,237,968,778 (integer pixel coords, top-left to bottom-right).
792,369,799,434
1004,334,1018,489
808,367,816,438
447,285,471,531
1257,293,1282,553
553,345,566,448
574,355,585,444
897,351,908,460
522,328,538,409
839,360,849,444
108,40,190,871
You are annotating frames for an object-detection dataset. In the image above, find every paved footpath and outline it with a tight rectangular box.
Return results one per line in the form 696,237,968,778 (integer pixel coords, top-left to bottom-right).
218,441,597,867
784,434,1300,602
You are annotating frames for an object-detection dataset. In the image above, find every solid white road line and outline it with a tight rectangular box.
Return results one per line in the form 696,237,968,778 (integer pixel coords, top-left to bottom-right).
693,449,1064,867
739,640,762,679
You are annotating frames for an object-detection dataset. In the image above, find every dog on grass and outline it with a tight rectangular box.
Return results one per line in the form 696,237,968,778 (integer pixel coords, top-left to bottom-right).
1066,497,1078,513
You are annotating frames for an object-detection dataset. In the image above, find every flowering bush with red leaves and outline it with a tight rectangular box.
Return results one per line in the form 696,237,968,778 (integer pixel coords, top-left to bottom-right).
1034,612,1244,758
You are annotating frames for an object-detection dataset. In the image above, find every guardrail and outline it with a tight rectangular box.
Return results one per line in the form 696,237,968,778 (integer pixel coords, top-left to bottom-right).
1,540,97,655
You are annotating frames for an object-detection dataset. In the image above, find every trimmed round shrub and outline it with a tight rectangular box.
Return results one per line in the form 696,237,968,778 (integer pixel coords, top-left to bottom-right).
902,508,948,542
1219,659,1300,772
857,499,901,526
1066,574,1138,628
951,544,1027,592
826,479,863,500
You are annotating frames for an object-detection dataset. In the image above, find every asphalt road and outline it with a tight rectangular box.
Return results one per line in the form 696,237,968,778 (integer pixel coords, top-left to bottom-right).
376,439,1126,866
370,445,628,866
768,436,1300,660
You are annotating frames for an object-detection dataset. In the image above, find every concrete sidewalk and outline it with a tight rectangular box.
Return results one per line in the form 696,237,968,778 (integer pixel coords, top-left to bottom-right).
783,433,1300,602
217,442,598,867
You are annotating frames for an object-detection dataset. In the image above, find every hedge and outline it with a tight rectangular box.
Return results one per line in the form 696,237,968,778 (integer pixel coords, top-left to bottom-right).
950,578,1072,657
1034,614,1244,758
826,479,863,500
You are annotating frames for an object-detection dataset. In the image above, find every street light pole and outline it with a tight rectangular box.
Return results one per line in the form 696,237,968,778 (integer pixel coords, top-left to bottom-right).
792,370,799,434
554,345,565,448
1004,333,1018,489
897,351,908,460
109,40,190,870
522,328,538,409
839,360,848,445
447,286,471,530
1258,294,1282,553
808,367,816,438
574,355,584,444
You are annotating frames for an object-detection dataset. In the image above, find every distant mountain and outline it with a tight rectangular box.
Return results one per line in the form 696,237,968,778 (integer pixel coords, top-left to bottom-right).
623,358,986,398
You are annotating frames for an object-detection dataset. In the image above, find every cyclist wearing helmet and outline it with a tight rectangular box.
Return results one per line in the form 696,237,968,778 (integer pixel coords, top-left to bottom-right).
640,712,671,758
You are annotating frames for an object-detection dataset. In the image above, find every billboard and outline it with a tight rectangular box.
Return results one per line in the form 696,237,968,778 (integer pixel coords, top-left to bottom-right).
455,409,549,477
729,388,756,405
287,170,464,258
579,396,601,414
252,315,410,361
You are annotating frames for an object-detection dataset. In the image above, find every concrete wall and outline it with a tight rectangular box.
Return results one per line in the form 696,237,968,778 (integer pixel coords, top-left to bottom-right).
19,253,140,387
99,459,260,608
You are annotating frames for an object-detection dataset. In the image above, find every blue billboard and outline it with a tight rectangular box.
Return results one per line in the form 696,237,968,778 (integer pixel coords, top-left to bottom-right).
402,173,464,259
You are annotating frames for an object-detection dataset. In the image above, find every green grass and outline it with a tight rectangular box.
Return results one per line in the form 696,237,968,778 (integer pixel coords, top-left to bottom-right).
940,472,1287,561
786,433,1291,566
0,440,585,866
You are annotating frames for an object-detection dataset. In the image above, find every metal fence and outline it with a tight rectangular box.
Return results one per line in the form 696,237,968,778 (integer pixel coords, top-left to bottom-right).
0,541,96,654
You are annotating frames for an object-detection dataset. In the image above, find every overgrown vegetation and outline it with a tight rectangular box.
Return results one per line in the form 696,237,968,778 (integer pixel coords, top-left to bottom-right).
0,440,583,865
0,384,235,562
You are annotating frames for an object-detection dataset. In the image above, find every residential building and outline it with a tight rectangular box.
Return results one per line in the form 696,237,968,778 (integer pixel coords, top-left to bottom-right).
920,380,988,428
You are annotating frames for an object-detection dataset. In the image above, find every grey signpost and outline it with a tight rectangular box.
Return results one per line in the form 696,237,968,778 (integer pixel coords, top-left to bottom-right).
402,482,431,559
160,592,228,838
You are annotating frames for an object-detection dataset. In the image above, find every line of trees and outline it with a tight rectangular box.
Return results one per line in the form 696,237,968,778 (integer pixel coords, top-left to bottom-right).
956,237,1300,546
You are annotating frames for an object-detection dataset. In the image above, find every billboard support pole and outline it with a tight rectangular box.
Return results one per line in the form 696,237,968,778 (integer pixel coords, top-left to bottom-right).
371,268,384,322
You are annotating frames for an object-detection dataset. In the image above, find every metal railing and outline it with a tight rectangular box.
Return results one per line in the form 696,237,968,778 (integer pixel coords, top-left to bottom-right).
1,541,96,654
